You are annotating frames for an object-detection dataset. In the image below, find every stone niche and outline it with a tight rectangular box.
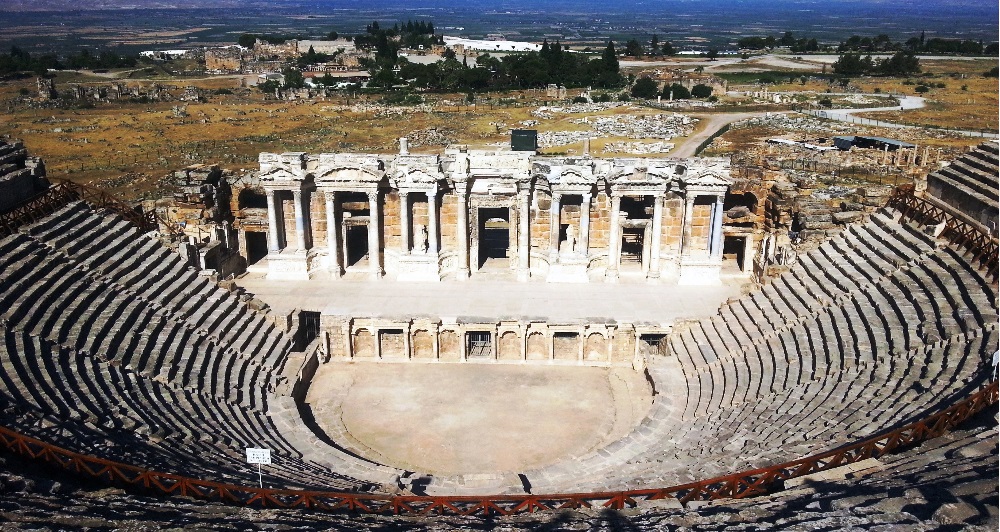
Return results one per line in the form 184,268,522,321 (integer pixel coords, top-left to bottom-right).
319,316,644,368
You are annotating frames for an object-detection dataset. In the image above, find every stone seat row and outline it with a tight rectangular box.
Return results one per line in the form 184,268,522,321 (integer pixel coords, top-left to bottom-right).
0,327,368,491
531,328,992,494
521,211,996,494
24,202,291,369
0,233,278,408
696,209,936,356
674,242,995,420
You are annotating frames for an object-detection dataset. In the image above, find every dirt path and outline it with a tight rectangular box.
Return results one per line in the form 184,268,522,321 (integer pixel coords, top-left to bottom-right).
669,111,776,157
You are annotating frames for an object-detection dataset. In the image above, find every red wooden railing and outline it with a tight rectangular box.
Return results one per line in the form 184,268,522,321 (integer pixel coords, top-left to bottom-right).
887,185,999,280
0,381,995,515
0,181,157,237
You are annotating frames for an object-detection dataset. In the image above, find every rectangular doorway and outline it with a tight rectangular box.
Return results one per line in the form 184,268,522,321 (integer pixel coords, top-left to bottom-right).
245,231,268,265
345,224,369,268
620,228,644,271
466,331,493,358
478,207,510,269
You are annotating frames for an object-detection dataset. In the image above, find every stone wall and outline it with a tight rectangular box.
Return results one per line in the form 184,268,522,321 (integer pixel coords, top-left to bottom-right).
321,315,659,368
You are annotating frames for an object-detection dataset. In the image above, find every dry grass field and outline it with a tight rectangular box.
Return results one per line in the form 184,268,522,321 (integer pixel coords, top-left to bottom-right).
0,57,994,201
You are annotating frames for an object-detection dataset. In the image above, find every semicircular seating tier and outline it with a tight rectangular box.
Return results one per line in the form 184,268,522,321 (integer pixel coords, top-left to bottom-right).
0,187,996,497
497,207,997,495
0,201,400,490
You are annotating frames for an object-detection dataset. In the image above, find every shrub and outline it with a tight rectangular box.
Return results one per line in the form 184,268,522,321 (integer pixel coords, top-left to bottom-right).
914,85,930,93
572,95,588,103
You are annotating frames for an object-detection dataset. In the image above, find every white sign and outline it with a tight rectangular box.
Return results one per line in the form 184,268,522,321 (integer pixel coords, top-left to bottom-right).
246,448,271,465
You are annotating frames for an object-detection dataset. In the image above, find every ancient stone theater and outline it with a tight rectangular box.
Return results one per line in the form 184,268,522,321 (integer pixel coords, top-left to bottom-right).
0,136,996,529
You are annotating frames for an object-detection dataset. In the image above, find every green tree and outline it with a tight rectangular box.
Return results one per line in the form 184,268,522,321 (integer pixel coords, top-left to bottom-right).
662,83,690,100
281,67,305,89
631,76,659,98
691,84,713,98
602,41,619,73
832,53,873,76
624,38,643,58
238,34,257,48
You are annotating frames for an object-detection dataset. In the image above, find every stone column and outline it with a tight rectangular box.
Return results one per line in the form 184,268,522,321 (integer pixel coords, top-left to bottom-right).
680,194,696,257
456,192,470,280
579,193,592,256
648,194,664,278
427,190,439,254
292,189,309,252
265,189,281,252
399,191,411,254
709,194,725,260
549,192,562,261
367,191,382,278
606,194,622,281
517,189,531,281
325,191,342,277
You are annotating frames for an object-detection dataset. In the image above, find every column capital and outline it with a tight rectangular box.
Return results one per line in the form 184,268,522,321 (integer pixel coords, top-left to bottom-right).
398,190,409,198
551,192,563,201
265,188,276,198
581,192,592,201
366,190,379,202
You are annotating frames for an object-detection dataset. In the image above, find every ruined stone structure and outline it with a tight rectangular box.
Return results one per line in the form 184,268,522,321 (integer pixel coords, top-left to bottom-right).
0,139,48,213
254,144,737,286
205,46,244,73
152,164,244,279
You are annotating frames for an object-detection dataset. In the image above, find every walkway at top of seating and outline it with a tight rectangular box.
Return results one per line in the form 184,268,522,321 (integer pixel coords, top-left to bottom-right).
235,271,746,324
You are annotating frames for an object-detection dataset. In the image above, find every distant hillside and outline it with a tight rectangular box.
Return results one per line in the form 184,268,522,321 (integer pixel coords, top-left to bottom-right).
0,0,266,10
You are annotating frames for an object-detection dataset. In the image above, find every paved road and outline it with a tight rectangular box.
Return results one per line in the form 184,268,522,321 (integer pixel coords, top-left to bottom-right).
799,93,997,138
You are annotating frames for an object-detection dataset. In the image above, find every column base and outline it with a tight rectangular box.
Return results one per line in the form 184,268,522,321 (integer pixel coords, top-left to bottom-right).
605,270,620,283
456,267,470,281
517,269,530,282
546,256,588,283
396,252,441,282
266,249,318,280
678,258,723,286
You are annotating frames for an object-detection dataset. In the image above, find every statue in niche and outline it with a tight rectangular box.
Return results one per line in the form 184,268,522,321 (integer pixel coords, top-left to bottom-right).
560,225,578,255
417,224,429,253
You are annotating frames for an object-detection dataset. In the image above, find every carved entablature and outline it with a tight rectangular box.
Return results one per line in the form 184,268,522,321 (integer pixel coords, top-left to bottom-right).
532,159,598,195
682,164,732,196
259,152,308,187
394,166,443,194
607,161,670,196
314,166,387,192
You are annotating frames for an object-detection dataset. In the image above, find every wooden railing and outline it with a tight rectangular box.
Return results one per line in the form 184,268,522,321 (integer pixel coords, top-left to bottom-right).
0,381,994,516
887,185,999,280
0,181,157,237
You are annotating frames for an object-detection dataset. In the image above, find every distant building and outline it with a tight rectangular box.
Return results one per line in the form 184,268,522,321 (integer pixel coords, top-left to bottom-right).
140,50,192,60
